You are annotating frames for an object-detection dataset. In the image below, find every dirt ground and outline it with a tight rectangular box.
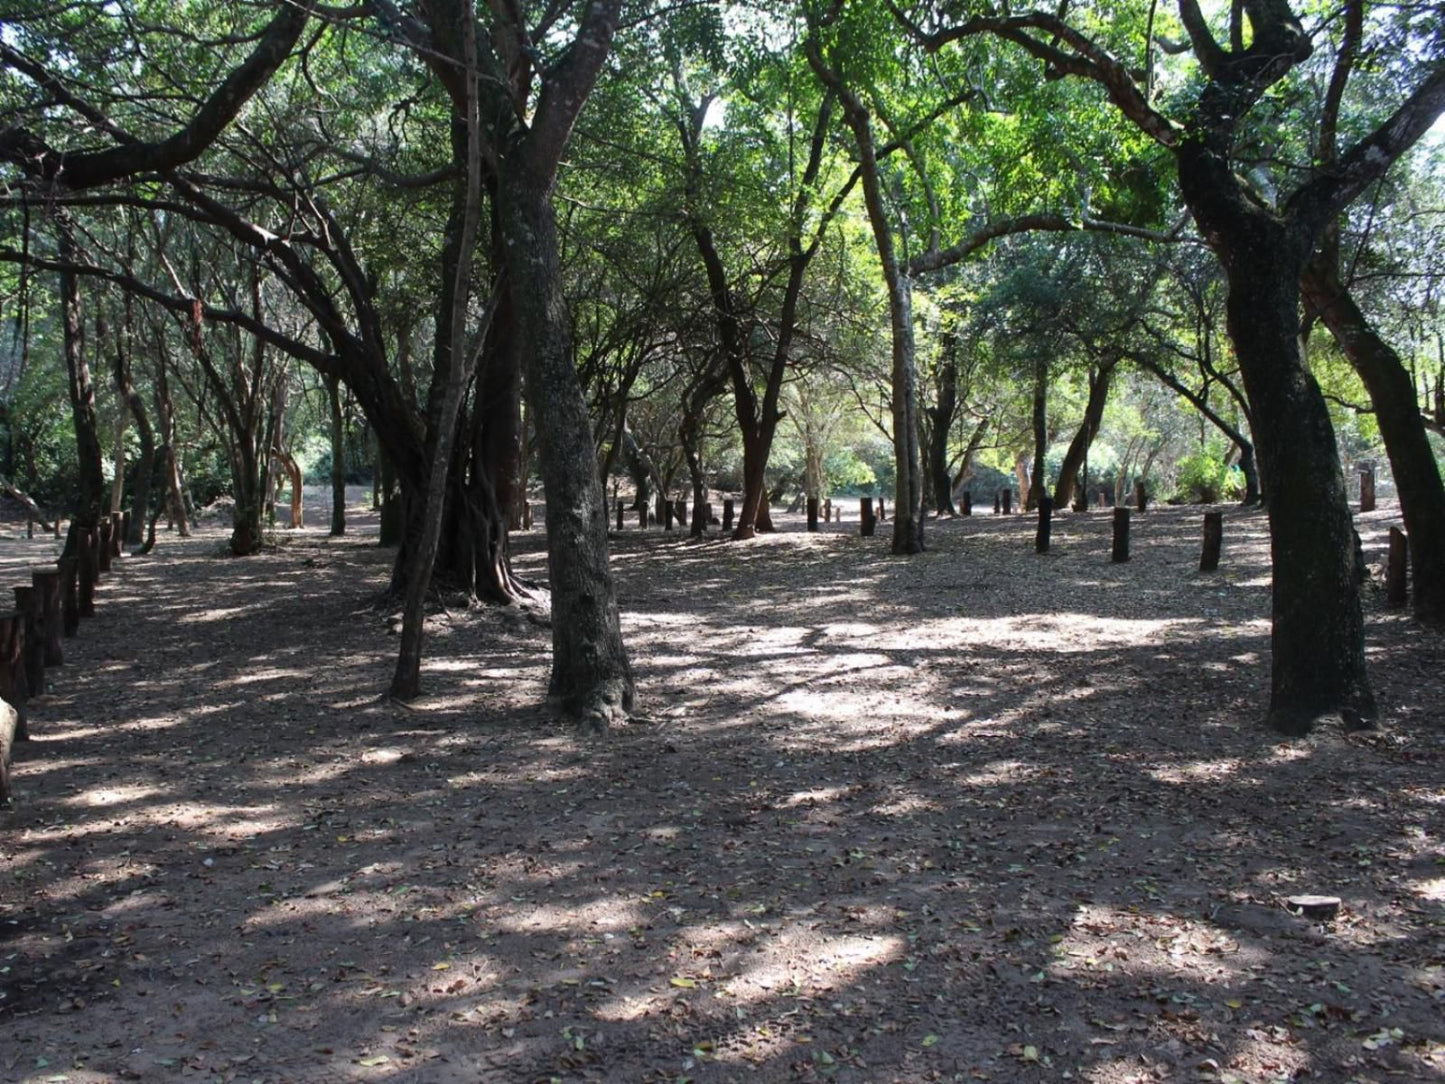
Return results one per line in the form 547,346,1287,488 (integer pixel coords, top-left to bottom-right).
0,496,1442,1084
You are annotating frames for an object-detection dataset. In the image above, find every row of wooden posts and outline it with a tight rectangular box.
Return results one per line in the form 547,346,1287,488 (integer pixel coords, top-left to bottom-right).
0,509,130,803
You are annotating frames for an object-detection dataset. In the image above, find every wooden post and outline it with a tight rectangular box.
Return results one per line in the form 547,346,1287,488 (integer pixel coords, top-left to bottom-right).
0,614,27,742
522,502,532,530
31,568,63,665
690,499,706,537
1135,480,1148,513
111,511,124,557
962,491,972,516
823,498,831,523
993,493,1001,514
807,497,819,532
616,498,624,531
722,499,734,533
877,496,887,521
98,517,113,573
59,558,80,637
860,497,876,537
13,587,45,696
674,499,686,529
1001,489,1012,515
1035,497,1053,554
78,528,98,617
1200,511,1224,572
663,498,675,530
1387,526,1408,607
1360,469,1376,513
656,493,667,530
26,517,33,539
121,509,132,548
1112,507,1131,563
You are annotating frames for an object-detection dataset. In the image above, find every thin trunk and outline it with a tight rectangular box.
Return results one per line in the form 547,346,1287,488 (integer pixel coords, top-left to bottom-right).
327,374,346,536
1052,359,1116,509
1027,358,1047,512
928,350,958,515
58,227,105,552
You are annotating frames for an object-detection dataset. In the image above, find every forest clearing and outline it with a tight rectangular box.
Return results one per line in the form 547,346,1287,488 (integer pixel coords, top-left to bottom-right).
2,501,1442,1084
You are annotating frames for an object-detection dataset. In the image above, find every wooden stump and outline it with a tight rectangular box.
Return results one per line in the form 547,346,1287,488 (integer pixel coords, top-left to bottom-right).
962,492,972,516
1000,489,1012,515
823,498,831,523
59,558,80,637
13,586,45,696
877,496,887,522
78,528,98,617
1112,507,1131,563
860,497,876,537
1135,480,1148,513
111,512,124,558
663,498,675,531
522,502,532,530
993,493,1001,514
98,518,114,573
616,499,624,531
1286,895,1342,920
0,614,28,742
1387,526,1408,607
722,499,734,533
1360,470,1376,513
0,695,17,803
32,568,63,665
1035,497,1053,554
690,499,706,537
674,499,686,530
122,509,132,547
807,497,819,532
1200,511,1224,572
638,505,648,529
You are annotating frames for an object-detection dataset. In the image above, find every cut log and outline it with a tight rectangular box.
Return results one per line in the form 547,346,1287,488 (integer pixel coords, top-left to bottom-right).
1035,497,1053,554
1200,511,1224,572
31,568,63,665
1286,895,1341,920
807,497,819,532
13,586,45,695
1000,489,1012,515
1112,507,1131,563
860,497,876,538
722,499,734,533
1359,470,1375,513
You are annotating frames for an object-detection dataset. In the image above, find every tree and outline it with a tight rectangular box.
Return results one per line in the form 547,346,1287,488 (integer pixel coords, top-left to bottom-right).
901,0,1445,733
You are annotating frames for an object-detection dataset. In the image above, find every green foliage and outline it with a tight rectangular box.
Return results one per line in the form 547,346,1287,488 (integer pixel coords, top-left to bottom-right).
1171,445,1241,504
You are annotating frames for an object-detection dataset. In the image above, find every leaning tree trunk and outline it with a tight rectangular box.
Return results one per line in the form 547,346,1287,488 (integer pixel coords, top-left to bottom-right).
499,174,634,728
1052,359,1116,510
1220,236,1374,733
1304,259,1445,625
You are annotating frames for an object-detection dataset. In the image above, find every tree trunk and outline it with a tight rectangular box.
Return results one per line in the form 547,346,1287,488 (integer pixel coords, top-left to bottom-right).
326,374,346,536
58,228,105,552
1192,203,1374,732
1027,358,1048,512
928,350,958,515
1303,259,1445,625
498,175,634,728
1052,359,1116,510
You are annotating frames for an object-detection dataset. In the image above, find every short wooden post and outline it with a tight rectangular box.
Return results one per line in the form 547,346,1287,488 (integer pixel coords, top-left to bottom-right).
13,587,45,696
1200,511,1224,572
860,497,876,537
962,492,972,516
823,498,831,523
674,499,686,529
121,509,132,548
1387,526,1408,607
877,496,887,521
993,493,1001,514
722,499,734,533
1001,489,1012,515
98,518,113,573
1360,469,1376,513
59,558,80,637
78,529,98,617
663,498,675,530
1135,480,1148,513
0,614,28,742
32,568,63,665
1035,497,1053,554
1112,507,1131,563
615,499,624,531
110,512,124,557
26,517,34,539
807,497,819,532
690,499,706,537
639,504,649,529
522,502,532,530
656,494,667,530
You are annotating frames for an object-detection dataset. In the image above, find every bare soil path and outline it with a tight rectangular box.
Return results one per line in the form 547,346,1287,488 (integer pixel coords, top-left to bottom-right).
1,502,1442,1083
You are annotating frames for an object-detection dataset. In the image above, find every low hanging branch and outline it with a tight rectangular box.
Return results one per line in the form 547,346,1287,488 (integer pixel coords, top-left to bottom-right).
1,477,54,532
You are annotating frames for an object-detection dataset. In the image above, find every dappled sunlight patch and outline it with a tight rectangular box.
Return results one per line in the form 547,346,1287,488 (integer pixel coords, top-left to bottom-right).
865,793,942,818
1413,876,1445,902
955,759,1040,787
493,899,642,936
777,786,848,809
65,784,163,808
1147,758,1247,785
177,605,261,624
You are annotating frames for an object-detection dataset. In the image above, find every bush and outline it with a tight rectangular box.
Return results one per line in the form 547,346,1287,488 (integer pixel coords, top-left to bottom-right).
1173,448,1241,504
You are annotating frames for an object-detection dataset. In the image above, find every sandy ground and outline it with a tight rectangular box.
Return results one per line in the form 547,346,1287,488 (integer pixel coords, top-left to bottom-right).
0,498,1442,1083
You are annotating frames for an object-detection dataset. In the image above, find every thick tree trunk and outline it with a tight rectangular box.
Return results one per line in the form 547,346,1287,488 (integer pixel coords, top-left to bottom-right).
1052,359,1116,510
928,352,958,515
326,374,346,536
1213,229,1374,732
1303,259,1445,625
499,175,634,728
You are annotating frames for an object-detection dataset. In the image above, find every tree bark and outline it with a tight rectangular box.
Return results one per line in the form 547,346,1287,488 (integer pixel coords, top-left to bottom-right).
1052,359,1116,510
927,349,959,515
326,374,346,536
1027,357,1048,512
58,227,105,552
